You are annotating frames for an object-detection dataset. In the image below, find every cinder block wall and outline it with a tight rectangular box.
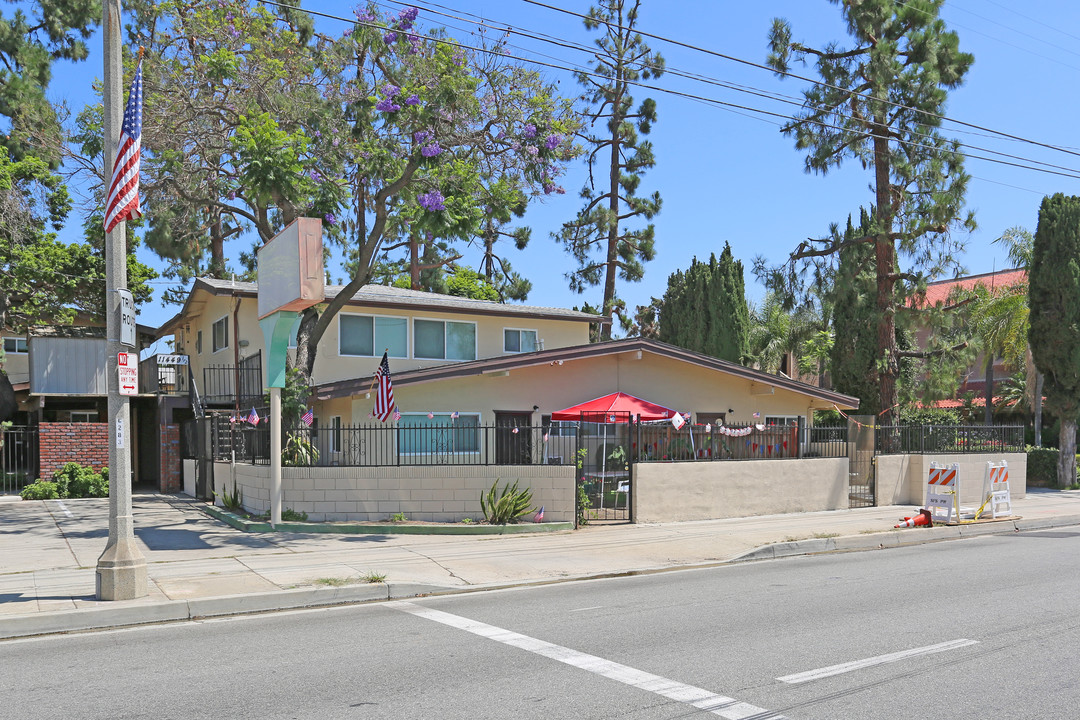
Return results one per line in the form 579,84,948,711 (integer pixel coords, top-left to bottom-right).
38,422,109,479
875,453,1027,506
213,463,575,523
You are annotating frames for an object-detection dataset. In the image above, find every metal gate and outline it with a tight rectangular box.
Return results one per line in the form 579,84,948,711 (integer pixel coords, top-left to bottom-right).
1,425,37,495
576,416,631,522
847,415,876,508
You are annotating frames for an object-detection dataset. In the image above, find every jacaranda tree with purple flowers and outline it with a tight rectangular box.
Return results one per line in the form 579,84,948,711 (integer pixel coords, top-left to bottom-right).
290,5,580,384
555,0,664,340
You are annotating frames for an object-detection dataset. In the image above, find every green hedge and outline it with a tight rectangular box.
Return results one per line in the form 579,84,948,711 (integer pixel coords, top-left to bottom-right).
1026,447,1080,487
19,463,109,500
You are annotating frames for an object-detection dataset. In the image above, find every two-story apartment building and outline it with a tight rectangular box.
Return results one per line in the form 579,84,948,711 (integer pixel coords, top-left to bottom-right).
158,277,857,437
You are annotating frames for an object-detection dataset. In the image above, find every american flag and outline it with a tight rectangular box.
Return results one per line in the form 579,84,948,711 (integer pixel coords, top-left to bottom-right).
374,351,396,422
450,411,459,420
247,407,259,425
104,58,144,233
301,407,314,427
533,506,544,523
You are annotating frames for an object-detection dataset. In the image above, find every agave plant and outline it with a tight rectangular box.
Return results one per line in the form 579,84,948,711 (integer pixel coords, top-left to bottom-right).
282,433,319,467
479,479,534,524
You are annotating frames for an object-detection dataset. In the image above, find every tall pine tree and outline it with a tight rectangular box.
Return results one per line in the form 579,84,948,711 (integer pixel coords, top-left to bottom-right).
555,0,663,339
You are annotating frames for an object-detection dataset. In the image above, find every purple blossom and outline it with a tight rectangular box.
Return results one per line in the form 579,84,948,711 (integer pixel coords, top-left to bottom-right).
343,27,353,37
376,98,400,112
225,12,234,21
526,145,539,156
384,31,398,44
332,138,339,147
324,213,337,225
544,134,562,150
418,190,445,211
229,26,240,39
355,8,376,22
383,84,401,97
421,142,442,157
309,169,321,182
523,123,537,139
408,35,423,55
413,130,432,144
405,94,420,106
543,183,555,195
399,7,419,22
227,190,236,200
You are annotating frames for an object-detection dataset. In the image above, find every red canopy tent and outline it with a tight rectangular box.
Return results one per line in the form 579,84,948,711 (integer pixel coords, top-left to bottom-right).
549,392,678,422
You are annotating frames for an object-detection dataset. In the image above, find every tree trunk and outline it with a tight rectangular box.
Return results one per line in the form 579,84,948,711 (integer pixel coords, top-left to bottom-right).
984,356,994,425
295,307,320,388
1058,416,1077,488
872,126,898,430
1034,371,1044,446
409,234,421,290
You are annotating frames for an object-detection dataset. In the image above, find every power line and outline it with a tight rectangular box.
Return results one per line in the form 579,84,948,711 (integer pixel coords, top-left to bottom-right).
256,0,1080,181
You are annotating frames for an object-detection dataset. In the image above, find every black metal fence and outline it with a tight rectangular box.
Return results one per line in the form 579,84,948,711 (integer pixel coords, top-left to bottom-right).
875,424,1025,455
1,425,37,495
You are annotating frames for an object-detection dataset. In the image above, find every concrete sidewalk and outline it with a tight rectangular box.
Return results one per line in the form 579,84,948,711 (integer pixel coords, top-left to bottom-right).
3,488,1080,640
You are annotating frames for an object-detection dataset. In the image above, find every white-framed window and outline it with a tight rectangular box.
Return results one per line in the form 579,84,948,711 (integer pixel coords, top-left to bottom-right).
328,416,342,454
212,316,229,353
397,412,480,454
2,337,27,354
541,416,577,437
414,319,476,361
70,411,99,423
764,415,800,426
339,313,408,358
503,328,538,354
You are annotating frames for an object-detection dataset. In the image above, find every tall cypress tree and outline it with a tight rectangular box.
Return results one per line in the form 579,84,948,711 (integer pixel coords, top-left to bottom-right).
657,244,749,363
1029,193,1080,487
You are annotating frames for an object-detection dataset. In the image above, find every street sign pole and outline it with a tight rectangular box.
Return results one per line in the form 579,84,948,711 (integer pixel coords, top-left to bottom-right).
96,0,147,600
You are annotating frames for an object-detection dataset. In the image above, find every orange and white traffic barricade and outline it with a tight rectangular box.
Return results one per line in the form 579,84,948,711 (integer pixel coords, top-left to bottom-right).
925,462,960,524
977,460,1012,519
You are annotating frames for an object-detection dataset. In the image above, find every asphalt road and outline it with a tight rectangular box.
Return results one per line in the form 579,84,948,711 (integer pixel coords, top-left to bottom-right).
4,528,1079,719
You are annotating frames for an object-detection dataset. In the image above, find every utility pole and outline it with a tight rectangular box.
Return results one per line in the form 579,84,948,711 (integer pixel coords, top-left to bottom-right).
96,0,148,600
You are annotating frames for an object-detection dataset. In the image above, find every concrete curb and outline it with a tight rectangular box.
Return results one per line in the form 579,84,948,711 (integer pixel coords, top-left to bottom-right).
200,505,573,535
731,514,1080,563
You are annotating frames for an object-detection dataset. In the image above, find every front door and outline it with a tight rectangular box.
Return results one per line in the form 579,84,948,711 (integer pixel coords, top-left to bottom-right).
494,412,532,464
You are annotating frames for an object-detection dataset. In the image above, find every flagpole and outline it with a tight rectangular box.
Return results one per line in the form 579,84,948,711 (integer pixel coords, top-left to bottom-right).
96,0,148,600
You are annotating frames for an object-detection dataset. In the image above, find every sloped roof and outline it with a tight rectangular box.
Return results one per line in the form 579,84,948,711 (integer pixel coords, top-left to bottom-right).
157,277,605,336
915,268,1027,307
314,336,860,409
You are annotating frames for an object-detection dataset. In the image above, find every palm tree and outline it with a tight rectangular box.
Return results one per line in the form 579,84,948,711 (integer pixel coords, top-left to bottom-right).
747,292,821,378
971,281,1029,424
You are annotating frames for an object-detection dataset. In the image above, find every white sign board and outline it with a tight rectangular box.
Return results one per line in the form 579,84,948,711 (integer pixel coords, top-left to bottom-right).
117,352,138,396
157,354,189,366
118,288,136,348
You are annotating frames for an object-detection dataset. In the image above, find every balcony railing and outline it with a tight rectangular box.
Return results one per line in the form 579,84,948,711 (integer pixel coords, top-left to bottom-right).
139,354,190,395
202,351,263,406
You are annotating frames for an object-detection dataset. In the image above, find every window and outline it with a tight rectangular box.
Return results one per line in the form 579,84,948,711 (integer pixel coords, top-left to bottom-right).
696,412,727,426
2,337,27,354
212,316,229,353
541,416,577,437
414,320,476,361
70,411,98,423
504,329,538,353
764,415,800,426
196,330,203,354
328,416,342,453
339,314,407,358
398,413,480,454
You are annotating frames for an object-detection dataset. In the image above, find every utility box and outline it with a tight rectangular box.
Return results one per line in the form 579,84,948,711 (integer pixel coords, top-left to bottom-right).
257,217,325,319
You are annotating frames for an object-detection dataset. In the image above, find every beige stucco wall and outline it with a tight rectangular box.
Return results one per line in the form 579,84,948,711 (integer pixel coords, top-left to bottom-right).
633,458,849,523
171,291,591,396
213,461,574,523
874,453,1026,507
364,350,830,428
1,329,29,385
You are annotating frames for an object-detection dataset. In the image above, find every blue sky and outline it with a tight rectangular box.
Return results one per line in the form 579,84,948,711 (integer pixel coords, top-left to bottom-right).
44,1,1080,341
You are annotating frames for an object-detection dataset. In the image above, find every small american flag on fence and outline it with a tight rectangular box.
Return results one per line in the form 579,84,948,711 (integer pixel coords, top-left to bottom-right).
374,351,396,422
301,407,314,427
247,407,259,425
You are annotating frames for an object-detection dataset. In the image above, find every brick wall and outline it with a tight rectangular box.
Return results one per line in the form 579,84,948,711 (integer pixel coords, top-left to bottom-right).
160,424,181,493
39,422,109,480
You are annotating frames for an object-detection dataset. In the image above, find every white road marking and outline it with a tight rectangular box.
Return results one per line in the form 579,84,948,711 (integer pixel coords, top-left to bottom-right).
777,638,979,684
55,500,73,518
390,600,785,719
568,605,604,612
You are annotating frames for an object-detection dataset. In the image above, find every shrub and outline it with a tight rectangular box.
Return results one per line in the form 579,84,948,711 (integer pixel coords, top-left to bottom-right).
282,433,319,466
281,508,308,522
20,481,59,501
214,479,243,512
1025,446,1075,487
51,463,109,498
480,479,534,524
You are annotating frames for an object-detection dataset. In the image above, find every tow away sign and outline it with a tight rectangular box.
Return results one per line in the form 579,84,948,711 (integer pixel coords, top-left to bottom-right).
118,352,138,396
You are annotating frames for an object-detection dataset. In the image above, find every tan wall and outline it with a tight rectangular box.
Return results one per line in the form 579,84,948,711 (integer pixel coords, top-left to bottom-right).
875,453,1027,506
213,462,574,523
633,458,849,523
367,351,826,427
1,329,29,385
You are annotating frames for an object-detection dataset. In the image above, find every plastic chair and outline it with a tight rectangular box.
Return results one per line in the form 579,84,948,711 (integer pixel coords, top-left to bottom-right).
614,479,630,511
